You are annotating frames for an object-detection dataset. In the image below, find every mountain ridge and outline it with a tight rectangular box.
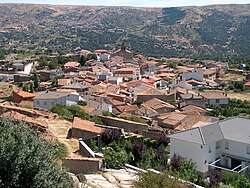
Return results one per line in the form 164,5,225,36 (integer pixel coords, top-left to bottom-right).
0,3,250,58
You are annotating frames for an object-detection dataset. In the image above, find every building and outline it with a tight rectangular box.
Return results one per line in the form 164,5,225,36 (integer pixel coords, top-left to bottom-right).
179,94,206,108
34,91,82,110
114,67,140,80
169,118,250,176
12,89,37,103
111,43,132,60
64,62,81,70
180,69,204,82
202,93,229,107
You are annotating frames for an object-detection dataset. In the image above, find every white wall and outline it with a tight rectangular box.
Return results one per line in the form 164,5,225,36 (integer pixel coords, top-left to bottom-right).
34,94,80,110
208,98,228,106
181,69,204,82
170,138,207,173
221,139,250,162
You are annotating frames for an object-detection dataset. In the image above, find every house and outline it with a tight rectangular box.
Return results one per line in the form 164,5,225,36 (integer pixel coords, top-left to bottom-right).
39,70,64,81
202,93,229,107
13,75,30,82
57,78,73,87
180,69,204,82
64,62,81,70
87,95,113,113
107,76,123,85
169,118,250,176
137,88,176,102
95,50,110,61
179,94,206,109
203,69,217,80
140,98,176,118
114,67,141,80
244,81,250,88
12,89,37,103
34,91,82,110
12,60,24,71
61,83,89,96
173,81,193,90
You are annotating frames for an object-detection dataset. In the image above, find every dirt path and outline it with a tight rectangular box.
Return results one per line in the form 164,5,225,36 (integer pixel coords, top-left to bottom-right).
47,118,80,158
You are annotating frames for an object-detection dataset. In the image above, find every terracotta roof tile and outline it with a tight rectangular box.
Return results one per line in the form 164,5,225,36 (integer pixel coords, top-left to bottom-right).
72,117,104,134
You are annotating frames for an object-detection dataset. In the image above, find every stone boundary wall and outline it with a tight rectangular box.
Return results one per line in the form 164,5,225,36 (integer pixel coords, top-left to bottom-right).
62,158,103,174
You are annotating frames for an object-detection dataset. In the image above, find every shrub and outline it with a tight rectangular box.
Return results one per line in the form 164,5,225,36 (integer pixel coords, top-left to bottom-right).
0,118,72,187
134,171,190,188
170,154,182,171
101,129,121,145
209,169,221,187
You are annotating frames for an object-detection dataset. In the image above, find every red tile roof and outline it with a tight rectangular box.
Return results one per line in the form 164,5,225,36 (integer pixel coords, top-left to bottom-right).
72,117,104,134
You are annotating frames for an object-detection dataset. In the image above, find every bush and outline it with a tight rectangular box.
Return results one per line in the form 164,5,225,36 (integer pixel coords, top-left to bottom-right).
209,169,221,187
102,110,112,116
0,118,72,187
134,171,190,188
101,129,121,145
78,101,87,106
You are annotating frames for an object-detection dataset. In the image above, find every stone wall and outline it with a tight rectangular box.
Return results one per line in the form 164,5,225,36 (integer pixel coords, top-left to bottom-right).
62,158,103,174
100,116,148,134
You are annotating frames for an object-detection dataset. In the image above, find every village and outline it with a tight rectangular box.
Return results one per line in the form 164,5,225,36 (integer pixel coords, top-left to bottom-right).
0,43,250,188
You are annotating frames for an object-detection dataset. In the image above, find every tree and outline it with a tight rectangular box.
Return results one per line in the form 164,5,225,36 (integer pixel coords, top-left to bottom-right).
39,56,48,67
0,118,72,188
86,53,97,61
101,129,121,145
79,55,86,66
103,142,129,169
31,72,39,90
170,153,182,171
30,82,34,93
48,58,58,69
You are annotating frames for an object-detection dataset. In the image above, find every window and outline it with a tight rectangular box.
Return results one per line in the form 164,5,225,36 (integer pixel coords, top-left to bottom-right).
36,101,40,105
247,145,250,154
224,158,229,167
209,145,212,153
44,101,47,105
215,99,220,103
225,141,229,150
51,102,54,106
216,142,220,149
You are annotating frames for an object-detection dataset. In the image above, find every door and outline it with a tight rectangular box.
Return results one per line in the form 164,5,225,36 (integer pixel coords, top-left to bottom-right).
231,158,241,170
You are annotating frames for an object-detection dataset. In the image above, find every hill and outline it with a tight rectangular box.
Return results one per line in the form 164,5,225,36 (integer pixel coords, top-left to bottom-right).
0,3,250,59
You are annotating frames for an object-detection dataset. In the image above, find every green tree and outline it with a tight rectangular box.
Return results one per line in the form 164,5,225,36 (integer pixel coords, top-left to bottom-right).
0,118,72,188
86,53,97,61
79,55,87,66
39,56,48,67
48,59,58,69
31,72,39,90
30,82,34,93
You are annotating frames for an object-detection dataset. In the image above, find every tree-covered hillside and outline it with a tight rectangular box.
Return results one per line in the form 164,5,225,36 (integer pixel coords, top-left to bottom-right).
0,4,250,59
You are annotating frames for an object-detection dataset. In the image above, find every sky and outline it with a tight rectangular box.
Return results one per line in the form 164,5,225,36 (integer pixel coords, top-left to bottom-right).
1,0,250,7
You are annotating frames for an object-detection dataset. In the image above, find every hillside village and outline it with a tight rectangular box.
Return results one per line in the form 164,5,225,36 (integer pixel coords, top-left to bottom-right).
0,42,250,187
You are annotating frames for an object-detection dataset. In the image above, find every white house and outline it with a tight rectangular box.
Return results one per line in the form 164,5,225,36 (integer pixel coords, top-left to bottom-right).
87,96,113,113
169,118,250,176
34,91,82,110
202,93,229,107
180,69,204,82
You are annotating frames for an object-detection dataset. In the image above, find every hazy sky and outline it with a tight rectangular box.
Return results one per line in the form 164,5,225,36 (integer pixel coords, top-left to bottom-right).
1,0,250,7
